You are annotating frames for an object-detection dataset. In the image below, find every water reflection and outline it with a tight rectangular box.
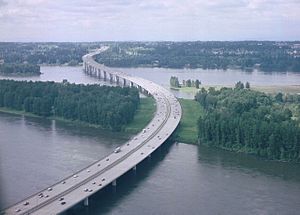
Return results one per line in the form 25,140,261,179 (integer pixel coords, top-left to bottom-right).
197,145,300,182
64,142,300,215
0,112,129,209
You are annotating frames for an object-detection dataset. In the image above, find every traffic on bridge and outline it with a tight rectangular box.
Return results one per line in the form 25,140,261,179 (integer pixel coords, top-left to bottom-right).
3,47,182,215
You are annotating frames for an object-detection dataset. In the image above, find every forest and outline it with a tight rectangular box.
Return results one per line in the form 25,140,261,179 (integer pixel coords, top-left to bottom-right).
95,41,300,72
0,80,140,131
195,85,300,162
0,42,102,65
1,41,300,72
0,63,41,75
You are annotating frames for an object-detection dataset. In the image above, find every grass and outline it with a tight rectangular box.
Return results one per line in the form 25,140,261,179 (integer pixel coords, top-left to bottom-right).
174,99,204,144
252,85,300,95
123,97,156,134
0,107,38,118
172,85,300,96
170,86,200,94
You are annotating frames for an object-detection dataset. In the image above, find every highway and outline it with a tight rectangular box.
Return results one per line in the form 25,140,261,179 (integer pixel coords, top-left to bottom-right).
3,47,182,215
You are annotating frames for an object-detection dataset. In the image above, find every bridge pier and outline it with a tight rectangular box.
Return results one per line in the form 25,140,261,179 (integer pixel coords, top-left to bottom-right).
109,73,113,83
89,66,92,75
93,67,97,77
132,165,137,171
138,85,142,93
97,69,101,79
103,71,107,81
112,179,117,186
123,79,126,87
84,197,89,206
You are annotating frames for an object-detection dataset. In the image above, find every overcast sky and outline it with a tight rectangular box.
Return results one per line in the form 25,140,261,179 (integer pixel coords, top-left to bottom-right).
0,0,299,42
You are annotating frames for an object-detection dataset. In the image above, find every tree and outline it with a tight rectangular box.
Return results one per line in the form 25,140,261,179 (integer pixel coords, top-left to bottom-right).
275,92,283,102
235,81,244,90
186,79,192,87
195,79,200,89
245,82,250,89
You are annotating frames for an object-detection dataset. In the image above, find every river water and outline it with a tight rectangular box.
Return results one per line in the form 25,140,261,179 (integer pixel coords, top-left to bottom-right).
0,67,300,214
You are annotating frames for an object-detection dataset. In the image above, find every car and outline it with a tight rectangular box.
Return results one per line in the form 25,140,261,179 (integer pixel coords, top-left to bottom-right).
59,197,64,201
61,201,66,205
23,201,29,206
114,147,121,153
47,188,52,191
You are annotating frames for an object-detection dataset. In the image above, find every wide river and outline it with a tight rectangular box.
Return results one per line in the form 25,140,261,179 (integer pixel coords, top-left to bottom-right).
0,67,300,214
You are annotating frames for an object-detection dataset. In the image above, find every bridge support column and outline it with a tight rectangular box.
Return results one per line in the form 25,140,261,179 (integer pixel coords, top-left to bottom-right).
89,66,92,76
116,76,119,85
123,79,126,87
138,86,142,93
98,69,101,79
132,165,137,171
109,73,113,82
103,71,107,81
112,179,117,186
93,67,96,77
84,197,89,206
130,82,134,87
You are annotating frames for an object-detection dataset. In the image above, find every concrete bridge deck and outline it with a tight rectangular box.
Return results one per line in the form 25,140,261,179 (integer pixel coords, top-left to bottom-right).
3,47,181,215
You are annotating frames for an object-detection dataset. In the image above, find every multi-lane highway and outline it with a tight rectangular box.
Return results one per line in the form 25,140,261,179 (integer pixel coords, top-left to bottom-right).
3,48,182,215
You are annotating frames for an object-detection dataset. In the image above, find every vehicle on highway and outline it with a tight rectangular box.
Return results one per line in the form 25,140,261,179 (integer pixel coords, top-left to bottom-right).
114,147,121,153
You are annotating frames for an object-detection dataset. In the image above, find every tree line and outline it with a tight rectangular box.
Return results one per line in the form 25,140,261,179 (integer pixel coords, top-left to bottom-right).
0,80,140,131
1,42,300,72
0,63,41,75
95,41,300,72
170,76,201,88
195,85,300,162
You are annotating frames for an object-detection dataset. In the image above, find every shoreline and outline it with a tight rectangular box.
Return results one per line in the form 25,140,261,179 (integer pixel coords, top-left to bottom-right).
171,84,300,95
0,97,156,136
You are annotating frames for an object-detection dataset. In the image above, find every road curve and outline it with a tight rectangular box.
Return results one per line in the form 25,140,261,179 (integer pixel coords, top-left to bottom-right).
3,47,182,215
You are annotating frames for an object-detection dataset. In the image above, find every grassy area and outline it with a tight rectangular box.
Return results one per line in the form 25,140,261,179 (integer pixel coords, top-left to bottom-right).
0,107,38,118
172,85,300,97
170,86,200,94
174,99,204,144
252,85,300,95
123,97,156,134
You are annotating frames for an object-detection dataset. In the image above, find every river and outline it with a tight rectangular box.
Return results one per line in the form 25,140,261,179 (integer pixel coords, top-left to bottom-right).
0,66,300,214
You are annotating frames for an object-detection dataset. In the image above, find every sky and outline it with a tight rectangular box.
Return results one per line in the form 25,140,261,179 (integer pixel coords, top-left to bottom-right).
0,0,299,42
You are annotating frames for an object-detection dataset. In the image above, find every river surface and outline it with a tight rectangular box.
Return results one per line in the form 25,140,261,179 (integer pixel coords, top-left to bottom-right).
1,66,300,99
0,66,300,214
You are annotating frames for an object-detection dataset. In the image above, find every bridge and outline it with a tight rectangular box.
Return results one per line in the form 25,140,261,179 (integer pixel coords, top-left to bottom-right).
3,47,182,215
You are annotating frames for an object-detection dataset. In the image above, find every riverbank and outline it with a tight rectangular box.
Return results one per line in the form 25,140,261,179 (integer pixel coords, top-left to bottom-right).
171,84,300,97
0,97,156,135
174,99,203,144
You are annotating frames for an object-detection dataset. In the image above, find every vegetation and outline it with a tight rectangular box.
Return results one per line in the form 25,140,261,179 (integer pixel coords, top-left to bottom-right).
195,85,300,162
0,42,103,65
95,41,300,72
170,76,180,88
124,97,156,134
0,63,41,75
170,76,201,90
1,41,300,72
0,80,140,131
174,99,204,143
